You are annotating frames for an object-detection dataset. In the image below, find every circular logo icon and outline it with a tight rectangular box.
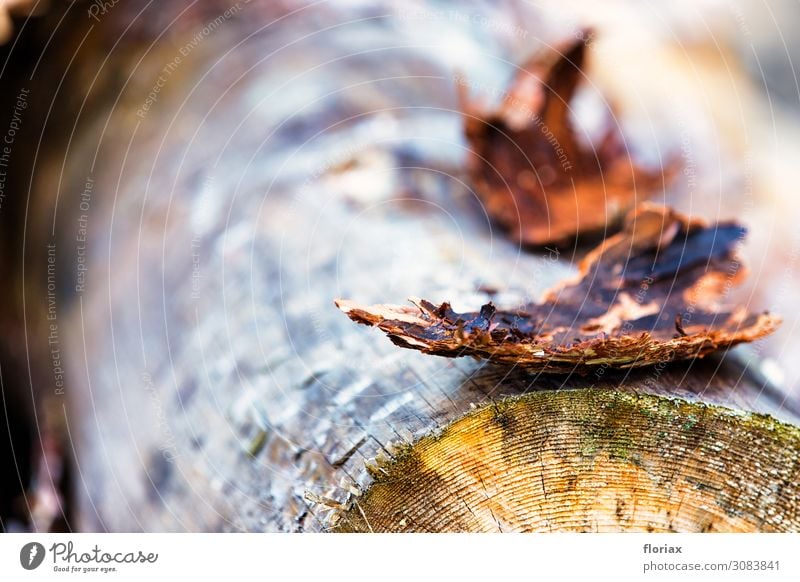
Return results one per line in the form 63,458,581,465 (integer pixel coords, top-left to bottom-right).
19,542,46,570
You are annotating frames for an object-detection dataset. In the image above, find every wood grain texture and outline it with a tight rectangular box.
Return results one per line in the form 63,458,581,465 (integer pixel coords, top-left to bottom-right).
334,389,800,532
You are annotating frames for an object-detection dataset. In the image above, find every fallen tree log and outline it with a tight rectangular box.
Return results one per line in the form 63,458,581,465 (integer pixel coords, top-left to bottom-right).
2,0,799,532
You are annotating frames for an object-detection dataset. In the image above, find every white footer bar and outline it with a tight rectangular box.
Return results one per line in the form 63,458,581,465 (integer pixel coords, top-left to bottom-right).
1,533,798,581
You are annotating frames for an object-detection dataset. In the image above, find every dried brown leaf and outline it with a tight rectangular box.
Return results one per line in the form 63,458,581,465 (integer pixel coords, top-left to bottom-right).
461,33,671,246
336,205,779,373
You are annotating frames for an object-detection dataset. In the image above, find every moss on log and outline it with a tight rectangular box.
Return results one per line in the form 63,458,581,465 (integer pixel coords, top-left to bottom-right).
334,389,800,532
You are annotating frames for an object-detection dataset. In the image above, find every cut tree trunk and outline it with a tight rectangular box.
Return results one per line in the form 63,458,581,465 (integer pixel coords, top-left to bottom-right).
334,389,800,532
4,0,799,532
